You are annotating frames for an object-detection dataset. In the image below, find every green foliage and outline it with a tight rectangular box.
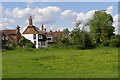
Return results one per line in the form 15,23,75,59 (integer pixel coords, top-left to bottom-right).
86,11,115,43
101,35,120,47
62,38,71,46
3,40,16,50
53,33,71,46
70,20,96,49
109,35,120,47
19,36,35,48
71,30,95,49
52,36,62,44
63,28,70,37
101,40,110,46
25,42,35,48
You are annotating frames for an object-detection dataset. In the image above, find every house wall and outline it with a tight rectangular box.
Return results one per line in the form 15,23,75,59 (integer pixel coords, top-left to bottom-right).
22,34,34,43
22,34,49,49
35,34,38,49
22,34,39,49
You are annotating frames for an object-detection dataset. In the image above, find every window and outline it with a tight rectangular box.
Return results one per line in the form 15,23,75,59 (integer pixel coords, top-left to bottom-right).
41,41,45,46
38,35,43,39
33,34,36,39
34,41,36,45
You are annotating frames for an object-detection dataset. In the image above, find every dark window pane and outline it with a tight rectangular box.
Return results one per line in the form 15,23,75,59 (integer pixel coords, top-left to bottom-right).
33,34,36,39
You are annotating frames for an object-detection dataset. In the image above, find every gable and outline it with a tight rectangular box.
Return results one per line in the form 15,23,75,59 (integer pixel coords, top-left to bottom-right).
22,25,39,34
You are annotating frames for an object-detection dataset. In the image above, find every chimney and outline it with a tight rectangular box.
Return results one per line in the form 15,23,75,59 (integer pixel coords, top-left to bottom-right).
29,16,32,25
41,24,44,31
16,25,21,44
16,25,20,33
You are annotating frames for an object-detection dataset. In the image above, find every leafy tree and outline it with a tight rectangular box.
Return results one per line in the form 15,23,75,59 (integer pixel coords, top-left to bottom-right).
86,11,115,44
63,28,70,37
71,21,94,49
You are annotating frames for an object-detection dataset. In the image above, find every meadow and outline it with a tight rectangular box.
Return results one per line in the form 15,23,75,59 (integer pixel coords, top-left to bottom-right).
2,46,118,78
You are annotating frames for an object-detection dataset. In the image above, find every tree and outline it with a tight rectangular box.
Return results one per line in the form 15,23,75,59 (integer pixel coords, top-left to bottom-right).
86,11,115,44
63,28,70,37
70,21,94,49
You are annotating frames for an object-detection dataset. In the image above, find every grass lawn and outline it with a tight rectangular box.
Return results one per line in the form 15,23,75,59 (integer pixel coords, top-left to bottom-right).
2,46,118,78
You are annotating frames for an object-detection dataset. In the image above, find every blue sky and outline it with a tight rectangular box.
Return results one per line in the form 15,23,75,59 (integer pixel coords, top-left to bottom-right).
2,2,118,15
1,2,119,34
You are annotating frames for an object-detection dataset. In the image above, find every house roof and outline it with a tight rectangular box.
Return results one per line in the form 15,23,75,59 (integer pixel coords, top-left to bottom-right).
0,31,13,40
22,16,64,36
48,31,64,37
22,25,39,34
0,29,17,35
0,27,21,41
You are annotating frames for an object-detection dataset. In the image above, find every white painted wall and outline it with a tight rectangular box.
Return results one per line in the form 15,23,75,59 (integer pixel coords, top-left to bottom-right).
22,34,48,49
22,34,39,48
22,34,34,43
36,34,38,49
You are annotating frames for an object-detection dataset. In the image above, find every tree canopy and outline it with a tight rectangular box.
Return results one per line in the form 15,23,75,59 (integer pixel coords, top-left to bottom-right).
86,11,115,43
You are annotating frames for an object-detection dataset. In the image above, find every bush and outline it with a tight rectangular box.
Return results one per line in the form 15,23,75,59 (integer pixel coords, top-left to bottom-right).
109,39,120,47
101,35,120,47
109,35,120,47
62,38,71,45
71,31,96,49
101,40,110,46
25,42,35,48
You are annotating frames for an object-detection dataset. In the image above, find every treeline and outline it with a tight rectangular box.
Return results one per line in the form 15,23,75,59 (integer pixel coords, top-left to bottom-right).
52,10,120,49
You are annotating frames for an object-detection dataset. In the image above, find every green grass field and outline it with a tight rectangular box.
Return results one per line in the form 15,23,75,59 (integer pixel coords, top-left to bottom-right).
2,46,118,78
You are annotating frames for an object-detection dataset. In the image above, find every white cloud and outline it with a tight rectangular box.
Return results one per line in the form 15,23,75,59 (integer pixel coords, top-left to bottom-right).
33,6,61,24
5,6,61,24
76,10,97,30
0,17,16,30
12,7,32,18
61,10,77,21
105,6,113,15
0,6,3,14
113,14,120,34
1,17,16,24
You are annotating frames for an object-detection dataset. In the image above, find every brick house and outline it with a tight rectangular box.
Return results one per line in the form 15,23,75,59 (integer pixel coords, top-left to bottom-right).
0,25,21,48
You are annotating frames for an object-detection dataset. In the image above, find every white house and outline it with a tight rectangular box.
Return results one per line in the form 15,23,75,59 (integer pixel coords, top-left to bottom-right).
22,16,63,48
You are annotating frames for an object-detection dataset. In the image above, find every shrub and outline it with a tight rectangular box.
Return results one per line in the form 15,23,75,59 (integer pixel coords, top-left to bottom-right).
25,42,35,48
109,35,120,47
101,35,120,47
71,30,96,49
62,38,71,46
101,40,110,46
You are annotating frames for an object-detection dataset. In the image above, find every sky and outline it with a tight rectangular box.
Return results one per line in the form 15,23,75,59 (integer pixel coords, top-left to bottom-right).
0,2,119,34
